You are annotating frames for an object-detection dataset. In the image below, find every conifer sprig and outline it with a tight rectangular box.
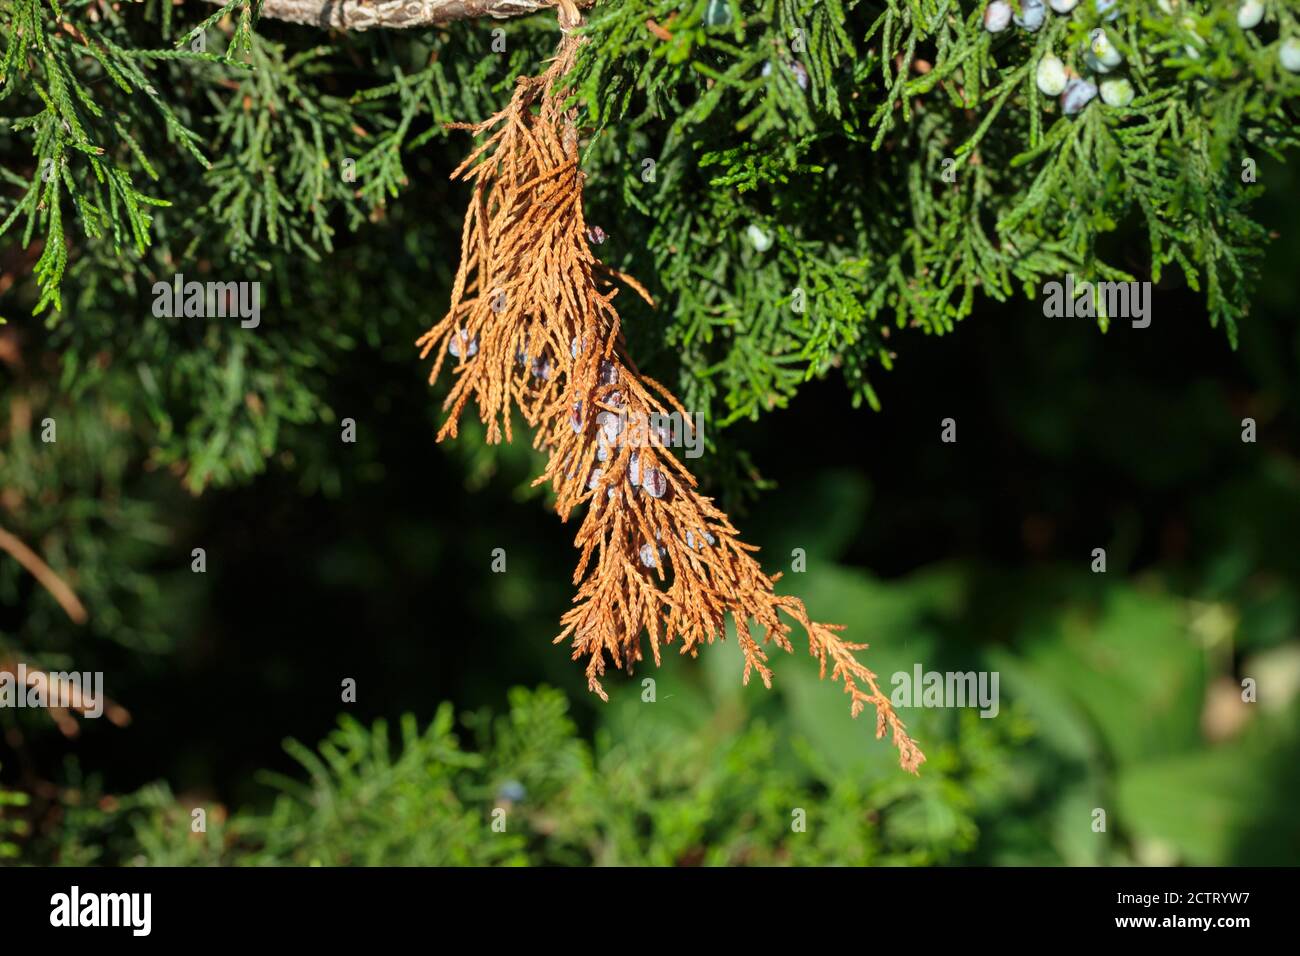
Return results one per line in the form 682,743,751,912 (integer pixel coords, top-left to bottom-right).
571,0,1300,427
0,0,230,313
418,20,925,773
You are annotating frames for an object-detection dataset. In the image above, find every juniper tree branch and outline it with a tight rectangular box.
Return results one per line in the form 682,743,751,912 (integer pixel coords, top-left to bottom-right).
206,0,587,32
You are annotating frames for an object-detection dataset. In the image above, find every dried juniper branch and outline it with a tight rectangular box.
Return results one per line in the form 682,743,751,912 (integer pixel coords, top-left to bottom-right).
418,8,924,774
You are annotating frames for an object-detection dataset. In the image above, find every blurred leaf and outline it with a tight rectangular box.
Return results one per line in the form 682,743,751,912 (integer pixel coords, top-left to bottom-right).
1114,706,1300,866
1017,588,1205,766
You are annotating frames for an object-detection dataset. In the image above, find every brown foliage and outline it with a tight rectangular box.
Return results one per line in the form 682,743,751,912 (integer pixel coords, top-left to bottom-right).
417,28,924,774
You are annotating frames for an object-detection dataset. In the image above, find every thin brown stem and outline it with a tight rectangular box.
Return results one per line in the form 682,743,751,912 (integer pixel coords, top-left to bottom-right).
0,525,88,625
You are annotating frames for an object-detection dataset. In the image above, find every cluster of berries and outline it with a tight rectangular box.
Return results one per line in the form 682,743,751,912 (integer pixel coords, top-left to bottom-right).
982,0,1300,118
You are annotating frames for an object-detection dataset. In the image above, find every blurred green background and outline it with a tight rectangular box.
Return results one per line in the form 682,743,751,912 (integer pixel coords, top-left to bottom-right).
2,152,1299,866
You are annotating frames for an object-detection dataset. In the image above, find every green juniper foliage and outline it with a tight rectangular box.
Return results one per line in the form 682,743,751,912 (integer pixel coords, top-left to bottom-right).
1,1,1296,440
38,686,1026,866
571,0,1300,420
0,762,28,860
